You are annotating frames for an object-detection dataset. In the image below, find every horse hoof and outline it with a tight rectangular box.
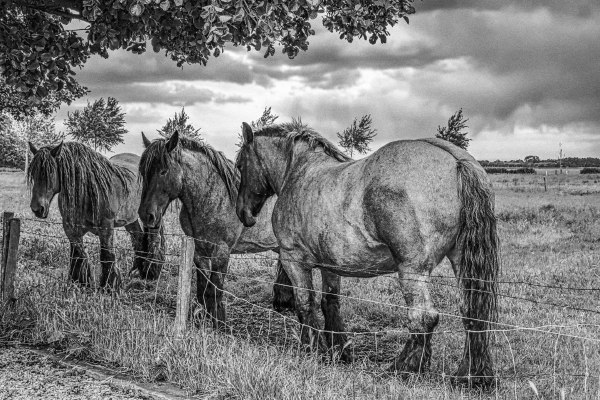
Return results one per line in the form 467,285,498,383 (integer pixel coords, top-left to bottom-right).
450,368,496,391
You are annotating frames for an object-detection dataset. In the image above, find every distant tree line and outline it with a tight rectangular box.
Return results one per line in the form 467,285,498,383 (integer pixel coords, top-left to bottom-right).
479,157,600,168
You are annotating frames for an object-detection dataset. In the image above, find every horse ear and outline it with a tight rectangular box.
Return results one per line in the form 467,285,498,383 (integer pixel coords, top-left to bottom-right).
166,130,179,153
242,122,254,144
28,141,38,155
50,141,63,158
141,132,151,148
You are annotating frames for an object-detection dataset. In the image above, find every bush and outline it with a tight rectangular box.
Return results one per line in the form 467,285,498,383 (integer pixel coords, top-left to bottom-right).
580,168,600,174
484,167,536,174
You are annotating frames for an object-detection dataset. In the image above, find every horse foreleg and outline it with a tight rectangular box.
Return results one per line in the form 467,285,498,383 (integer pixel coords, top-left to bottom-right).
143,224,165,280
320,270,352,362
272,260,295,311
389,260,439,377
194,246,228,329
67,236,92,286
281,255,327,355
124,220,146,278
98,228,121,291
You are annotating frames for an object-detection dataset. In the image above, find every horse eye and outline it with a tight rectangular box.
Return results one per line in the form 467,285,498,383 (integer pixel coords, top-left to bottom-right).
159,169,168,176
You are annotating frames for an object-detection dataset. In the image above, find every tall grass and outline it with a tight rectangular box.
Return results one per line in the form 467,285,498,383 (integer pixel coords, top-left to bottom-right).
1,171,600,399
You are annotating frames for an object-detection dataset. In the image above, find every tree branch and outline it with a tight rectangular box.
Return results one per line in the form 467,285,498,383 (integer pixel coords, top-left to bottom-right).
7,0,85,20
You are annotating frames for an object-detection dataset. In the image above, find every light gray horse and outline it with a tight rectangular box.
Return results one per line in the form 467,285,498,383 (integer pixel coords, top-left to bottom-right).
235,121,500,388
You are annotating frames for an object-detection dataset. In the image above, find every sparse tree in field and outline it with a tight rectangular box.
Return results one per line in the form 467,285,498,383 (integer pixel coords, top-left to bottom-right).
524,155,540,164
236,107,279,148
64,97,127,152
156,108,201,141
436,108,470,150
1,1,415,102
252,107,279,130
337,114,377,158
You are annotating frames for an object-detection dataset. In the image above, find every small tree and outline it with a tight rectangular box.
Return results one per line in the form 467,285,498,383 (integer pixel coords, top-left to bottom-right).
64,97,127,152
252,107,279,130
436,108,470,150
524,155,540,164
337,114,377,158
156,108,201,141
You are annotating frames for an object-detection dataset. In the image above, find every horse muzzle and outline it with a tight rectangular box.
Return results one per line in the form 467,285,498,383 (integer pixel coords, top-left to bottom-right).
239,207,257,227
31,205,48,219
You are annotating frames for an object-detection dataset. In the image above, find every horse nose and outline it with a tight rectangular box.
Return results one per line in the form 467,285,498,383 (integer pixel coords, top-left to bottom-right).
146,212,156,226
31,204,46,218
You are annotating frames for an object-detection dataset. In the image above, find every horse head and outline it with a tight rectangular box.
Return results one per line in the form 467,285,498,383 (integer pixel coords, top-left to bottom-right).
28,141,63,219
235,122,274,227
138,131,183,228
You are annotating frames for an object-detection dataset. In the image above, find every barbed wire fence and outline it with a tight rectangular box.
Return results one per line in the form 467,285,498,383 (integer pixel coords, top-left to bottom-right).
1,211,600,398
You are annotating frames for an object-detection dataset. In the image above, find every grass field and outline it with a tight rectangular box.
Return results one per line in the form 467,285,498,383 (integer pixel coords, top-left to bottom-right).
1,170,599,399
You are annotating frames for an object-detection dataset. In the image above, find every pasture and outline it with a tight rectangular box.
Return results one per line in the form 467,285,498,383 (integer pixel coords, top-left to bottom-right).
1,170,599,399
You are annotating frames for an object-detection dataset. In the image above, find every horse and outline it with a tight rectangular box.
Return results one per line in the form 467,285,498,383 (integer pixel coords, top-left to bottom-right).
234,120,500,388
27,141,165,290
137,131,296,327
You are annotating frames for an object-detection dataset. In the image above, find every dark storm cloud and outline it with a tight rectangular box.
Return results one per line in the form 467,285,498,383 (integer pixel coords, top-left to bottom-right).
83,81,251,106
75,49,253,87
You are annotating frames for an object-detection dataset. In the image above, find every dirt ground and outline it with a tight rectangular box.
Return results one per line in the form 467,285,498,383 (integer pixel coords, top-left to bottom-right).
0,347,152,400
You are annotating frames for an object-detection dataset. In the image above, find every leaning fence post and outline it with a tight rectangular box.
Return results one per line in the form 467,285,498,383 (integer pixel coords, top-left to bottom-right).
2,216,20,303
2,211,14,274
174,236,195,338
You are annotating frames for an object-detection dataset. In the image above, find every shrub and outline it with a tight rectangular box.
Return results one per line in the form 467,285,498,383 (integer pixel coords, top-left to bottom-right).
580,167,600,174
484,167,536,174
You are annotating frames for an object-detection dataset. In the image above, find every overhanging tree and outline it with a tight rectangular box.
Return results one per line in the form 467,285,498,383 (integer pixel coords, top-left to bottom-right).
1,1,416,102
64,96,127,152
337,114,377,158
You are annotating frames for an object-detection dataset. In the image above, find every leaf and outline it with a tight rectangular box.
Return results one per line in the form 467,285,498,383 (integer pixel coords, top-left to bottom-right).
130,3,143,16
174,0,183,6
219,15,232,22
160,0,170,11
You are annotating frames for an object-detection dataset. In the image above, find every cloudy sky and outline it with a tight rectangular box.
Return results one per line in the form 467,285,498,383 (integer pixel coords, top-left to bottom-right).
55,0,600,161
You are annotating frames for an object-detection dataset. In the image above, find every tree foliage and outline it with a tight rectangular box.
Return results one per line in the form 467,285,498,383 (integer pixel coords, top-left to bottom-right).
0,112,64,169
251,106,279,130
64,96,127,152
337,114,377,158
1,0,415,102
436,108,470,150
156,108,201,140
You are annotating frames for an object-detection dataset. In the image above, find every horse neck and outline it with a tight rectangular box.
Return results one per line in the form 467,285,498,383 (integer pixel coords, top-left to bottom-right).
259,138,340,194
178,149,234,207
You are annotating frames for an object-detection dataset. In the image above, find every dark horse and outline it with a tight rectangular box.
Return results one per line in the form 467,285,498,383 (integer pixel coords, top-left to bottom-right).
235,121,500,388
137,131,295,326
28,141,164,290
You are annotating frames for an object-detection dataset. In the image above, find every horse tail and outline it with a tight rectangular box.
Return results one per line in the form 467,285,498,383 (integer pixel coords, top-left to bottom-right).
455,159,500,375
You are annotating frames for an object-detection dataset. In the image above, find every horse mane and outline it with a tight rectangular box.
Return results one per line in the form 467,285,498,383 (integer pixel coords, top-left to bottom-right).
254,119,352,163
139,137,239,202
27,142,134,219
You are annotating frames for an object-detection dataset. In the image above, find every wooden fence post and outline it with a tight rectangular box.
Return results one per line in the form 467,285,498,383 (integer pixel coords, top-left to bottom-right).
174,236,195,338
1,214,20,303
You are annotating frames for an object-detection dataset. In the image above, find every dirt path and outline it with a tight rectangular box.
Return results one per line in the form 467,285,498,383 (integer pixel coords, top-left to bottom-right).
0,347,153,400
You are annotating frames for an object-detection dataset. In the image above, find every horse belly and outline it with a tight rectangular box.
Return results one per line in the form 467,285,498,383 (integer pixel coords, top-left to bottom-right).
316,232,396,278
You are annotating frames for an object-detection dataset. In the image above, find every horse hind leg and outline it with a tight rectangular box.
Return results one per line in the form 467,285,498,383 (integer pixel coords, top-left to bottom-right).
320,270,352,362
388,253,440,378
